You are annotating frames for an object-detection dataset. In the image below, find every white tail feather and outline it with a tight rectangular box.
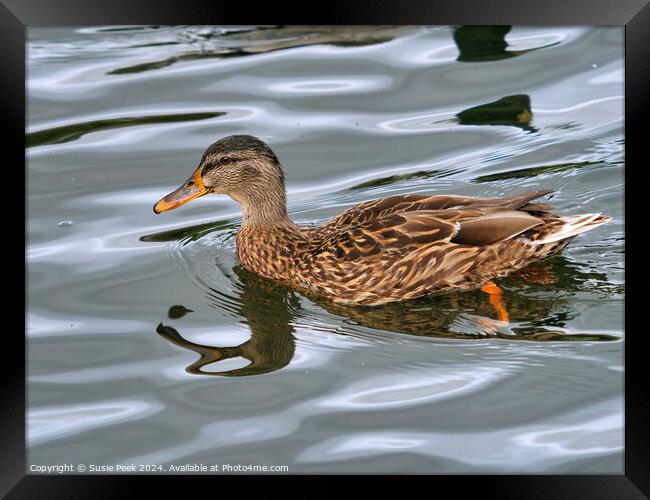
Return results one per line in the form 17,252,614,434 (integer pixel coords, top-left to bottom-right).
532,213,611,245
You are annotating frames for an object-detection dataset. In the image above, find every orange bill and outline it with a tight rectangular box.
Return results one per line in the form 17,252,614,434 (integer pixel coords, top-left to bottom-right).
153,168,209,214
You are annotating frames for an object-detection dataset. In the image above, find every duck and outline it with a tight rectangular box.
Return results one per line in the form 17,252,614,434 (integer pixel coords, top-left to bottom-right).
153,134,611,308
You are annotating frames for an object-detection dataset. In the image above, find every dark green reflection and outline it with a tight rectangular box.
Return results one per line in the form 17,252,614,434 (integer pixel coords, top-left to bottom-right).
26,112,224,148
348,169,458,191
454,26,512,62
140,219,235,244
156,256,618,377
457,94,535,131
474,161,599,183
453,26,558,62
95,26,165,33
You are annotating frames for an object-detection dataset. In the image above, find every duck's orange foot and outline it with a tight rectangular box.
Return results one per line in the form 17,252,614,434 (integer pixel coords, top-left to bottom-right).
481,282,510,323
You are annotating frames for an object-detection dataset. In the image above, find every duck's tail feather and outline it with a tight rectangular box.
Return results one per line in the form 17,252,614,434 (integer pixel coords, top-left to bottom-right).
531,213,612,245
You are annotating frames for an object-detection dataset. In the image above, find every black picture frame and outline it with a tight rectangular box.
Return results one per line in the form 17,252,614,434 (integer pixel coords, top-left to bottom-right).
8,0,646,497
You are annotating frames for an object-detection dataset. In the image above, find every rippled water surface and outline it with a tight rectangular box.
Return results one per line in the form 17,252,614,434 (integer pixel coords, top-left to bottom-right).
27,26,624,473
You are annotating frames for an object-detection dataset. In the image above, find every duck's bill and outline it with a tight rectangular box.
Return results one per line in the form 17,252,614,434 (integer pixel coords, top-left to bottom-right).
153,169,209,214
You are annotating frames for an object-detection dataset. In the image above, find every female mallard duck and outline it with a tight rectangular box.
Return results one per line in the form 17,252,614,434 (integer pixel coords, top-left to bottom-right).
153,135,611,307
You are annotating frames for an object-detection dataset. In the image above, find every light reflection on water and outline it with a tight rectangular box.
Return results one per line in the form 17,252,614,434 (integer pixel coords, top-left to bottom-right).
27,25,623,473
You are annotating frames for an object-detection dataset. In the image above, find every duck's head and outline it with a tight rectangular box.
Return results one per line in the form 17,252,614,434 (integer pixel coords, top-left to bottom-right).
153,134,286,215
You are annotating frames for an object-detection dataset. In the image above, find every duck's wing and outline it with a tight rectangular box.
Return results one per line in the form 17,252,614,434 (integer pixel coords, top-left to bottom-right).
326,190,554,229
450,207,546,245
313,211,460,261
312,206,545,261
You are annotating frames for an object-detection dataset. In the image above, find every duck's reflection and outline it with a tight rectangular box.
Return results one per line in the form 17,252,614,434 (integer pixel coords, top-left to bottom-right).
156,258,618,377
157,269,298,377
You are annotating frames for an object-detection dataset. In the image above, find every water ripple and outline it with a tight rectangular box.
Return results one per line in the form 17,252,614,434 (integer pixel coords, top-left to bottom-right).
28,399,164,445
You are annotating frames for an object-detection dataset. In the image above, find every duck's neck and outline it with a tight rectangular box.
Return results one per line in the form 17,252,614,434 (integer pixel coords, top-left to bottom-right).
235,187,303,280
237,189,295,229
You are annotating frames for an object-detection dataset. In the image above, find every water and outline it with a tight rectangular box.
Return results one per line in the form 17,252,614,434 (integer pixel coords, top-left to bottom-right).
27,26,624,474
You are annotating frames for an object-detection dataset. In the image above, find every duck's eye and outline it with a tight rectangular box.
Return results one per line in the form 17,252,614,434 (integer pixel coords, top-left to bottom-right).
219,156,233,165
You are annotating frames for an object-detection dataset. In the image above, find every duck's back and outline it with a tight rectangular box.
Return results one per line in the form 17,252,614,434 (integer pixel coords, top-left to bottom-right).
321,191,554,229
